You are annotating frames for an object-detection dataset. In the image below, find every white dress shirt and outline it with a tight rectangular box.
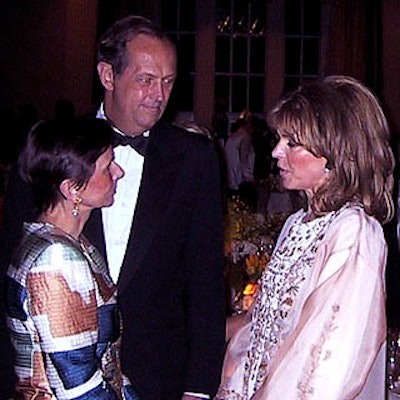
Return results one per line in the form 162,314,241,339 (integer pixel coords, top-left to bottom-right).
96,105,210,398
97,104,147,283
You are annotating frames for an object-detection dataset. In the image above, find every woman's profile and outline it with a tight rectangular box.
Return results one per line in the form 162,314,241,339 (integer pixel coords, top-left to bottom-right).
6,118,139,399
216,76,394,400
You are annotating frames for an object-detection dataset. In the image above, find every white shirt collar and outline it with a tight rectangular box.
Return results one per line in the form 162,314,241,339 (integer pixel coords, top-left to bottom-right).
97,102,149,137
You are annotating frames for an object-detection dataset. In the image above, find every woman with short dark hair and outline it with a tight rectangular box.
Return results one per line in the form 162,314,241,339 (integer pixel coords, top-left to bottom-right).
6,118,139,399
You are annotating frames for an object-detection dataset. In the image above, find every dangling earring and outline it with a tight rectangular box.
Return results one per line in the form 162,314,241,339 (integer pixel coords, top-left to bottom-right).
72,196,82,217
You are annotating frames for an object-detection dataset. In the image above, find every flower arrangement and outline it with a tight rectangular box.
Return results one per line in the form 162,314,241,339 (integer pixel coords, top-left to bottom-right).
224,196,290,298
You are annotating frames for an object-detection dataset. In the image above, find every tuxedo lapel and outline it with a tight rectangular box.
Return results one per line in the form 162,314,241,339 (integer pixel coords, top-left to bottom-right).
117,122,186,294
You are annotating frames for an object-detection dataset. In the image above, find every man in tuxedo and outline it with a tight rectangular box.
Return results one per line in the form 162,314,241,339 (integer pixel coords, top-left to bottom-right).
0,15,225,400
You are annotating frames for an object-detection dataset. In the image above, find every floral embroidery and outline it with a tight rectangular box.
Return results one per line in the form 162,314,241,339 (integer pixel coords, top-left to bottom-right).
243,207,345,399
297,304,340,399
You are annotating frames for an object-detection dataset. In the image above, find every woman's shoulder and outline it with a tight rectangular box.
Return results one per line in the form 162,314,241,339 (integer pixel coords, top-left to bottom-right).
322,203,386,254
329,204,383,237
10,222,84,273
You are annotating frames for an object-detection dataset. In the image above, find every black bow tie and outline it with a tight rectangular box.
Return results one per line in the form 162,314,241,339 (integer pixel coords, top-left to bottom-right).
112,132,148,156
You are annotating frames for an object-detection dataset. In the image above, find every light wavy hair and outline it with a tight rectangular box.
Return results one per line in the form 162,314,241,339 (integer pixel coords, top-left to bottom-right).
268,75,394,223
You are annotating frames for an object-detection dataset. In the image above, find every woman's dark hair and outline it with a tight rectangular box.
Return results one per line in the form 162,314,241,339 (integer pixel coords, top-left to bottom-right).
19,118,113,213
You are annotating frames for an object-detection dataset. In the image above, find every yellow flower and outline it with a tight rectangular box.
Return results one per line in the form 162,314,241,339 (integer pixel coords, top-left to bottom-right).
245,253,270,277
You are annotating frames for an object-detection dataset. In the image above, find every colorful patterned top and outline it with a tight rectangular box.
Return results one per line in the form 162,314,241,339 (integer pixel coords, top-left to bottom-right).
6,222,139,400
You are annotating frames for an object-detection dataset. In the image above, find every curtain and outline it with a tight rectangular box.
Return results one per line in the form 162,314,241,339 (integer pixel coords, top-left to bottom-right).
324,0,382,94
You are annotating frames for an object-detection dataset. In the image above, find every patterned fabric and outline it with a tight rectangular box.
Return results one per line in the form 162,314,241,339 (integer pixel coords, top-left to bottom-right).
216,203,387,400
243,209,337,398
6,222,139,400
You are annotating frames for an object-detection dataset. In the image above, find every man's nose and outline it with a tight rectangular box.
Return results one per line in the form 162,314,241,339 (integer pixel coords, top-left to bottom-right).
152,81,165,102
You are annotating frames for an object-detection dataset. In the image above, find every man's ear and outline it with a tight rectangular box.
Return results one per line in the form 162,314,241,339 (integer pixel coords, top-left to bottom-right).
97,61,115,91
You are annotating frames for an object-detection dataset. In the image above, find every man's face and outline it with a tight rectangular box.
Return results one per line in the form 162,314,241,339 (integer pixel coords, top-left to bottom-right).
101,34,177,135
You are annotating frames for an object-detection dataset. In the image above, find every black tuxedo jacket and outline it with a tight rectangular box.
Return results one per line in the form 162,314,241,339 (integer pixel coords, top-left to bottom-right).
0,119,226,400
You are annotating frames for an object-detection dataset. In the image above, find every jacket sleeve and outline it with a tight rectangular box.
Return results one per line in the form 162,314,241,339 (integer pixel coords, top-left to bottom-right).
183,138,226,397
